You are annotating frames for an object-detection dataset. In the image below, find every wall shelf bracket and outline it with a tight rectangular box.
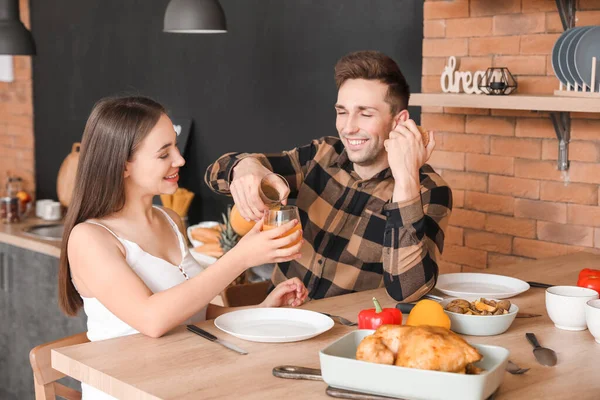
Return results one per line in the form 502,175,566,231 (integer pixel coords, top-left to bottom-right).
550,112,571,171
555,0,576,30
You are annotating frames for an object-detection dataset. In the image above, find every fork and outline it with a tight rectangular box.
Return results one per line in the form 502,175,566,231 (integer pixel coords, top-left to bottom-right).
320,313,358,326
505,360,530,375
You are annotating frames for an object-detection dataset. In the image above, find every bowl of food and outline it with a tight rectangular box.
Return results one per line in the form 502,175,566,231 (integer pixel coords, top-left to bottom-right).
317,326,508,400
187,221,222,266
441,298,519,336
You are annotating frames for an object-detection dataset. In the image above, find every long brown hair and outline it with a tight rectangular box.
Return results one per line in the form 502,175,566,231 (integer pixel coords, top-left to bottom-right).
59,96,166,316
334,50,410,114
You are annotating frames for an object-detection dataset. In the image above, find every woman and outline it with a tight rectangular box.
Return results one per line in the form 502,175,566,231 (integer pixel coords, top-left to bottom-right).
58,96,306,399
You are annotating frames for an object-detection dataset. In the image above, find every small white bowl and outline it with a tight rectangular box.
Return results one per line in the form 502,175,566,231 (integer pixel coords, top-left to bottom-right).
546,286,599,331
585,299,600,343
442,299,519,336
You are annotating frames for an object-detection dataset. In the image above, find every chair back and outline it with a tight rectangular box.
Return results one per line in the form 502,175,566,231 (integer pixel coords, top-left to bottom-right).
29,332,89,400
222,280,270,307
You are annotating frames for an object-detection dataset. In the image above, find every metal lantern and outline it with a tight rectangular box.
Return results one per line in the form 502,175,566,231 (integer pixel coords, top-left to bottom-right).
478,67,517,95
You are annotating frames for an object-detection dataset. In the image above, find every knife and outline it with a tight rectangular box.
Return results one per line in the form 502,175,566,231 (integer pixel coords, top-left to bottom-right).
516,312,542,318
273,366,406,399
186,325,248,355
527,281,554,289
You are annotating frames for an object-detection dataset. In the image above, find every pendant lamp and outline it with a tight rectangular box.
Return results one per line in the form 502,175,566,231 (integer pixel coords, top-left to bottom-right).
0,0,36,55
164,0,227,34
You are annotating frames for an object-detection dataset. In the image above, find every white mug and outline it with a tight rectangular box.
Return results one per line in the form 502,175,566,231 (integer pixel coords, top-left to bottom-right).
35,199,53,218
42,201,62,221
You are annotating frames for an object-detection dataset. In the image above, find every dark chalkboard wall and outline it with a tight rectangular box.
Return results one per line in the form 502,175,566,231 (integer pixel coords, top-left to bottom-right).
31,0,423,223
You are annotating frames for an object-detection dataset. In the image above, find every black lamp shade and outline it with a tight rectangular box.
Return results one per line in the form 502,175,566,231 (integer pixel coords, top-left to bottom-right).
0,0,36,55
164,0,227,33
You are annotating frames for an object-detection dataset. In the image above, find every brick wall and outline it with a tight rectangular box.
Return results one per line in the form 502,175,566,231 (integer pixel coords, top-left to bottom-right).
0,0,34,195
422,0,600,272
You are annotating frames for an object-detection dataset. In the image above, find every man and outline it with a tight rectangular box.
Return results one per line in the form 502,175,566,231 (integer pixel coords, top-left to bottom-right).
205,50,452,302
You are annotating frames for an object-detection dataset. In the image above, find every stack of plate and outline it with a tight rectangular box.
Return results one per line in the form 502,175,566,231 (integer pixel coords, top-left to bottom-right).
552,26,600,91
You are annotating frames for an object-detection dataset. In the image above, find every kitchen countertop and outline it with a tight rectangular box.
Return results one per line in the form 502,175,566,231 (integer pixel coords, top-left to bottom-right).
0,217,62,258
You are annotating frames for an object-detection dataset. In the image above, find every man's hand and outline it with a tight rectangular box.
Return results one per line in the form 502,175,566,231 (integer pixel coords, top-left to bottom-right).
231,158,288,221
384,119,435,203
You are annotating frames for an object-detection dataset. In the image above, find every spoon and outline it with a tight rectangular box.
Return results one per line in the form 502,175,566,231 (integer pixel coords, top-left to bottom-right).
526,333,557,366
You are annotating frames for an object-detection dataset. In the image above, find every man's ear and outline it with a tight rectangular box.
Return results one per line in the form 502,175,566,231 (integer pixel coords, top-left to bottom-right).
393,109,410,129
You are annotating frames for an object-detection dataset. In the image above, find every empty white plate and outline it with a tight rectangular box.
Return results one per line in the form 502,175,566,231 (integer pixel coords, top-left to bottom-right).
214,308,334,343
436,273,530,299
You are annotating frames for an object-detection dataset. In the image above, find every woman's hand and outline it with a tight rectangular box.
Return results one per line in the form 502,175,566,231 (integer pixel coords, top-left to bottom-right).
260,277,308,308
231,219,303,268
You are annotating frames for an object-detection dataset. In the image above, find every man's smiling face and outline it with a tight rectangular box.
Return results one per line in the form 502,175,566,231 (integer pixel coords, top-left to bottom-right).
335,79,398,167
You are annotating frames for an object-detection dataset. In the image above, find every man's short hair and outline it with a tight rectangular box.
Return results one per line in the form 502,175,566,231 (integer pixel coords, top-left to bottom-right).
334,50,410,115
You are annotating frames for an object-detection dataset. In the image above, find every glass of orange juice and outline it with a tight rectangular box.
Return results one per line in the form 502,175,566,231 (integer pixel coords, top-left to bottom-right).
263,205,302,248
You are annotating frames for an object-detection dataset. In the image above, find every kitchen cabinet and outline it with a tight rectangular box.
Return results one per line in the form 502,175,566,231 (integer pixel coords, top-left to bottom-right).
0,244,86,400
0,242,9,393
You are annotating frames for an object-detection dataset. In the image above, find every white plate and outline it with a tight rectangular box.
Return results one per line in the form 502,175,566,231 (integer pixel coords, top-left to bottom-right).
575,26,600,90
187,221,220,266
320,330,509,400
214,308,334,343
436,273,530,299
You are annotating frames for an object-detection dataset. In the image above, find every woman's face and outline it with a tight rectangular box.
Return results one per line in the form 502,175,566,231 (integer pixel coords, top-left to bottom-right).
125,114,185,195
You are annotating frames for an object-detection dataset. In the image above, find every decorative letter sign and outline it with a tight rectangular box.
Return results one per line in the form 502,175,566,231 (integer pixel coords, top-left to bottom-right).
440,56,490,95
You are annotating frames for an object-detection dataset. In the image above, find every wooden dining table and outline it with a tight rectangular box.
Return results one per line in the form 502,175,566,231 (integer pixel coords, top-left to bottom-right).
52,252,600,399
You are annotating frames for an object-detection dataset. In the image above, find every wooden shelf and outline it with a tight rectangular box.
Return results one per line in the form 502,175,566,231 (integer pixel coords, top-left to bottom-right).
409,93,600,113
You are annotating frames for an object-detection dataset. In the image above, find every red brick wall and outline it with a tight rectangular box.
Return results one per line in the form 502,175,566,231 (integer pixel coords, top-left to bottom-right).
422,0,600,272
0,0,34,195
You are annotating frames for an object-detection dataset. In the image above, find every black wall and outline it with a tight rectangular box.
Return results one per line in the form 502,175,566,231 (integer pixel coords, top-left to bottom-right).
31,0,423,223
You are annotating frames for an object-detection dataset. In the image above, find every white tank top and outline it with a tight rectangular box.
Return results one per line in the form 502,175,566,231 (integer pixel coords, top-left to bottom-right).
77,207,207,400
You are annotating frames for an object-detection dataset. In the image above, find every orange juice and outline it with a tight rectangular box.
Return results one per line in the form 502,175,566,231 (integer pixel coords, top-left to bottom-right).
263,223,302,248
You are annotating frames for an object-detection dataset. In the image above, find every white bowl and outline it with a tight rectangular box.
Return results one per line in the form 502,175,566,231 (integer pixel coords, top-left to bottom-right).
546,286,599,331
585,299,600,343
441,298,519,336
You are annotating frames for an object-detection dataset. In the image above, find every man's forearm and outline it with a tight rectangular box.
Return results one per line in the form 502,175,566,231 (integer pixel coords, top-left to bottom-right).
232,157,270,180
204,152,271,195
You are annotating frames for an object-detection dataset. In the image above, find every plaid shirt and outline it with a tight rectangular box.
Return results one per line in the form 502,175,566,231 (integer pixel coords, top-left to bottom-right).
205,137,452,302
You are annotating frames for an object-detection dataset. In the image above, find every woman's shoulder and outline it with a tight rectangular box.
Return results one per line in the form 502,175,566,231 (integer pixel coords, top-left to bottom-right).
68,221,126,257
156,206,185,234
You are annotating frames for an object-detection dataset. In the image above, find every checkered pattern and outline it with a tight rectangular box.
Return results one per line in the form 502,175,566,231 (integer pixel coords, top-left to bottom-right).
205,136,452,301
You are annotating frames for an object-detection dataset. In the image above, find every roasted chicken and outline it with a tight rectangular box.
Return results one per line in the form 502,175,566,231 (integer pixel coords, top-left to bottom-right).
356,325,483,374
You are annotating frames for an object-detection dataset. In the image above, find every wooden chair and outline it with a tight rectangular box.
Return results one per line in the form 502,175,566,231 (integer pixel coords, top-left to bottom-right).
29,332,89,400
222,280,271,307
